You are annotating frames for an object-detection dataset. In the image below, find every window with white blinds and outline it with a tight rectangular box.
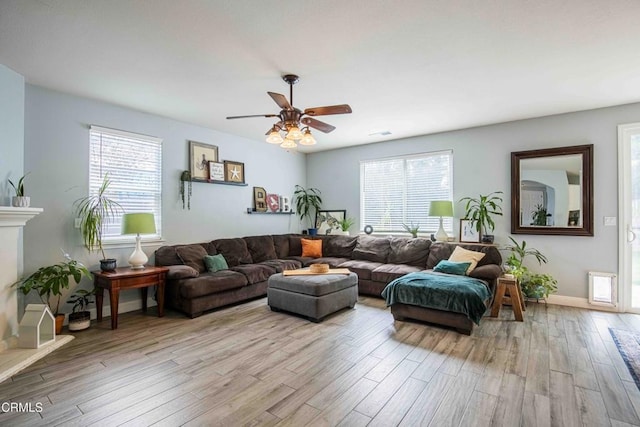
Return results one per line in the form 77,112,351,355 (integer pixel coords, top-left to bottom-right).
89,126,162,241
360,151,453,234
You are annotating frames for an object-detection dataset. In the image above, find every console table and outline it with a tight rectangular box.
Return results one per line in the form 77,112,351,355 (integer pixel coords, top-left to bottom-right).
93,266,168,329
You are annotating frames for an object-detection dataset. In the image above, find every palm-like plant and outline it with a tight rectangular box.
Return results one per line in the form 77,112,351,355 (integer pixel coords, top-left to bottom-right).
73,175,123,260
460,191,503,234
293,185,322,229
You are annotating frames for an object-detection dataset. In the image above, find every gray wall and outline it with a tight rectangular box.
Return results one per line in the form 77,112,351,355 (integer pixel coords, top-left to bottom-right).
307,102,640,299
24,85,305,311
0,64,24,206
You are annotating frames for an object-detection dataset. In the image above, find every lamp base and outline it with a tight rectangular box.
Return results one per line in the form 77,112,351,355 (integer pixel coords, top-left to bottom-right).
128,234,148,269
435,217,449,242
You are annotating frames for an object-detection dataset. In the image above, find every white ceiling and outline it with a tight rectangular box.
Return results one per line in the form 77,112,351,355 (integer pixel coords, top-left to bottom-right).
2,0,640,153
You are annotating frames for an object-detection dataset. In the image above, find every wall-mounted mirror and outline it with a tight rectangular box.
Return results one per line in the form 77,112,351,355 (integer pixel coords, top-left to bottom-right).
511,144,593,236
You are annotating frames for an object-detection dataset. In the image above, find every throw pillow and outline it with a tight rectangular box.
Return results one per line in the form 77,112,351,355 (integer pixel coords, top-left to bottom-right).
448,246,485,274
433,260,472,276
166,265,200,280
203,254,229,272
175,244,209,273
301,238,322,258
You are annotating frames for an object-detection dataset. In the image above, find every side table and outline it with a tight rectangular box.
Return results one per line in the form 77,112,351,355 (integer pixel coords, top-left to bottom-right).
490,274,525,321
93,266,168,329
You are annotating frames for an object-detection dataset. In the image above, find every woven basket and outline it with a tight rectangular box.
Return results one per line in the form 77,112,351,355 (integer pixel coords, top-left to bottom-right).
309,263,329,274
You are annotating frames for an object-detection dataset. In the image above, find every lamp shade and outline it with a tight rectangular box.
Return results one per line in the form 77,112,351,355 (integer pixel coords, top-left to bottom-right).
429,200,453,217
122,213,156,235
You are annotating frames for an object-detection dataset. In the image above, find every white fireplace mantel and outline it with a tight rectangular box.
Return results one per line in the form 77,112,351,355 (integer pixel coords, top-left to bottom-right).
0,206,43,227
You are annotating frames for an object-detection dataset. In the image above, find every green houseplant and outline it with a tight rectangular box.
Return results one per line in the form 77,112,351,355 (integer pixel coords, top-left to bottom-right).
460,191,503,243
293,185,322,235
504,237,557,299
16,256,91,334
402,222,420,238
338,217,355,234
67,288,94,331
8,172,30,207
532,204,551,226
74,174,123,271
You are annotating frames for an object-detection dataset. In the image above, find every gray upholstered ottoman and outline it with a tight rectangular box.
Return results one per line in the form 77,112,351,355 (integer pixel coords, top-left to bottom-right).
267,271,358,322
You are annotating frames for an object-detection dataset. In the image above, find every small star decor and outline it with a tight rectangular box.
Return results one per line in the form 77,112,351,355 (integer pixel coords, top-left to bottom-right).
223,160,245,184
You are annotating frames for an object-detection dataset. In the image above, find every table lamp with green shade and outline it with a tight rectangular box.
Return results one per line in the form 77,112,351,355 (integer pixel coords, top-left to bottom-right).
429,200,453,242
121,213,156,269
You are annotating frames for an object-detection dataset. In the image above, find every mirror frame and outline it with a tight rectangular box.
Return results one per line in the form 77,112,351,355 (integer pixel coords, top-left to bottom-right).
511,144,594,236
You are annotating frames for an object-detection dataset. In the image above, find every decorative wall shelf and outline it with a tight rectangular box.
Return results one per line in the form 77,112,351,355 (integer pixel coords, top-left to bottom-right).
246,209,294,215
193,179,247,187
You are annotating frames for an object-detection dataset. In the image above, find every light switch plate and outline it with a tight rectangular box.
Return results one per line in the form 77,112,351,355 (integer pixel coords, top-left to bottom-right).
604,216,617,226
74,218,82,229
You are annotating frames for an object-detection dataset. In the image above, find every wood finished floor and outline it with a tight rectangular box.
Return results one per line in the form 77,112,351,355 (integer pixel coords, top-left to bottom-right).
1,296,640,426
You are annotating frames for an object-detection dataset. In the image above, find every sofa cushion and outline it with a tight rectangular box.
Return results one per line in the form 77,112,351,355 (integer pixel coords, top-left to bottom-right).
260,259,302,273
304,257,350,268
352,235,391,263
301,238,322,257
231,263,277,285
244,235,277,263
338,259,384,281
155,246,183,267
213,238,253,267
288,235,303,256
323,235,358,258
469,264,503,280
272,234,291,258
387,237,431,267
427,242,502,269
166,265,199,280
371,263,423,283
178,270,248,299
204,254,229,272
175,244,209,273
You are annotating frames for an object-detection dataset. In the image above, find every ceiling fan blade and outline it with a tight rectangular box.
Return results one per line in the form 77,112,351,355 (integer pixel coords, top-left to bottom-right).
268,92,292,110
301,117,336,133
226,114,279,119
304,104,352,116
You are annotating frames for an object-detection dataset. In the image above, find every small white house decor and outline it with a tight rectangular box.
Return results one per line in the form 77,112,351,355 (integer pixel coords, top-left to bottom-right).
18,304,55,349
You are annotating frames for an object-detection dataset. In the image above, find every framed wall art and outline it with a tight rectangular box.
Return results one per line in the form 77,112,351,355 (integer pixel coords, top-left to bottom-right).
189,141,218,181
224,161,245,184
315,210,346,235
459,219,481,243
208,161,224,182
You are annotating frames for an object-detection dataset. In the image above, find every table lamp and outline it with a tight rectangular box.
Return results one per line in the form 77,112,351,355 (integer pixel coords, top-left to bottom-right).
122,213,156,269
429,200,453,242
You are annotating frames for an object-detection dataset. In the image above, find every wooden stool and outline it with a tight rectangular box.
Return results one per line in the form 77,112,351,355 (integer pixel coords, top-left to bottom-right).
491,275,525,321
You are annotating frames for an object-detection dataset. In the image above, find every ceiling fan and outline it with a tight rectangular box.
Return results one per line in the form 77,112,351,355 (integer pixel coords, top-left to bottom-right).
226,74,352,148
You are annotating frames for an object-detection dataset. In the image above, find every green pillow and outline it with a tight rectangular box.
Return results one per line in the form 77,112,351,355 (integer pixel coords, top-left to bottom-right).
203,254,228,272
433,260,472,276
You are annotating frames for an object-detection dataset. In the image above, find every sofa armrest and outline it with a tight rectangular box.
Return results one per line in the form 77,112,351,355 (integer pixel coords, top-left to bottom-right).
166,265,200,280
468,264,502,280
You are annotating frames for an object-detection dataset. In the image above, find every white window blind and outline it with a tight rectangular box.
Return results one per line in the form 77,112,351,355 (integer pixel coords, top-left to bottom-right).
360,151,453,234
89,126,162,241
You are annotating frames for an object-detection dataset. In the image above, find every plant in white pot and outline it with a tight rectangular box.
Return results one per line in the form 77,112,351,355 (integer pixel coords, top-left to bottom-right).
8,173,30,207
67,288,94,331
337,217,355,235
74,174,124,271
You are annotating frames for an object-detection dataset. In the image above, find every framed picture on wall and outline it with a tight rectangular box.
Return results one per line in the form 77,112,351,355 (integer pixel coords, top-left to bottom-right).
189,141,218,181
224,160,245,183
315,210,346,235
459,219,481,243
208,161,224,182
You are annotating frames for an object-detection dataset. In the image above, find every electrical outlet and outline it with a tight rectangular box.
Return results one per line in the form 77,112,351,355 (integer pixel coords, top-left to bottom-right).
604,216,616,226
74,218,82,229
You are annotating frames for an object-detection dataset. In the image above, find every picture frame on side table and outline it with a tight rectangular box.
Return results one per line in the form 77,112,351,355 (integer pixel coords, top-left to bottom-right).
224,161,245,184
208,161,225,182
315,210,346,235
189,141,218,181
460,219,481,243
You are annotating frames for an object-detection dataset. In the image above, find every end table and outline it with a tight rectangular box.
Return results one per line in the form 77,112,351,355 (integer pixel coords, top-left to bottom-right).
93,266,168,329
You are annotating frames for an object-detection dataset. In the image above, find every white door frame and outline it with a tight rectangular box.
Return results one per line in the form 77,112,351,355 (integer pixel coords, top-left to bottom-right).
618,122,640,313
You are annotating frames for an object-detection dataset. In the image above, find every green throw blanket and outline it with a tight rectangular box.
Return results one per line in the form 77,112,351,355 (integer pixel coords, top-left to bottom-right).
381,272,492,325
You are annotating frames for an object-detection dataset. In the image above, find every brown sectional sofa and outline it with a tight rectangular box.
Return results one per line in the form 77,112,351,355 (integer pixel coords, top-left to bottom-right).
155,234,503,331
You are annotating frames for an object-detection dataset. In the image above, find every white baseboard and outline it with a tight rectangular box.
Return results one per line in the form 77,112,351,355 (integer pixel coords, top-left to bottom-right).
63,298,157,325
545,294,619,312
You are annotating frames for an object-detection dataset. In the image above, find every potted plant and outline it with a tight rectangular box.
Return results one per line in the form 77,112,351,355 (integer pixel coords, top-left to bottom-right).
67,289,94,331
293,185,322,235
402,222,420,238
504,237,557,299
532,204,551,226
15,257,91,334
74,174,123,271
459,191,503,243
337,217,355,235
8,173,30,207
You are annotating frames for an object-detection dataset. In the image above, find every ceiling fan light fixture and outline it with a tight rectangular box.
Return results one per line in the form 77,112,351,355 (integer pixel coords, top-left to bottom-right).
266,128,284,144
286,125,303,140
299,129,316,146
280,138,297,149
